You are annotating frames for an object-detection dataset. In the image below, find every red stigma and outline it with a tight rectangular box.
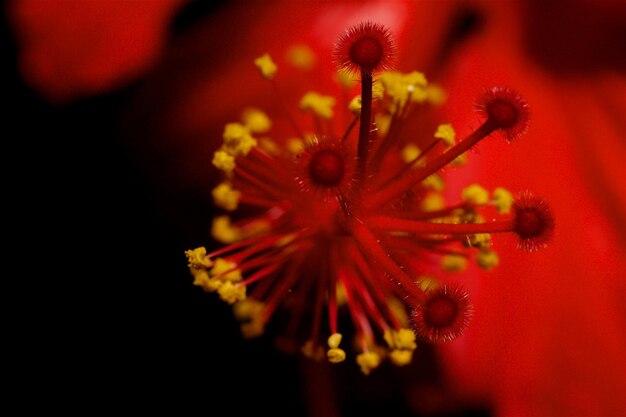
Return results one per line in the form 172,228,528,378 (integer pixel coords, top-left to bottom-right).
309,149,345,186
513,191,555,251
477,86,530,141
335,22,395,74
412,285,472,343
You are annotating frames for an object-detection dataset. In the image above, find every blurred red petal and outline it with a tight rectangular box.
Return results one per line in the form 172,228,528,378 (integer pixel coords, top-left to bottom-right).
9,0,185,102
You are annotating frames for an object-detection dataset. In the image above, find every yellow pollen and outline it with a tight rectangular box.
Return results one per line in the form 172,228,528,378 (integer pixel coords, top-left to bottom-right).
380,70,428,113
300,92,336,119
349,96,362,115
254,53,277,79
212,182,241,211
452,153,467,166
401,143,422,164
421,192,445,212
441,254,468,272
327,348,346,363
286,45,316,70
493,187,513,214
217,281,246,304
389,349,413,366
462,184,490,205
241,108,272,133
233,299,265,321
417,277,439,291
191,268,210,286
241,320,265,339
212,150,236,173
422,174,444,191
468,232,492,248
356,352,381,375
211,216,242,244
327,333,343,349
477,249,500,270
434,123,456,147
185,246,212,269
210,258,242,282
222,123,257,156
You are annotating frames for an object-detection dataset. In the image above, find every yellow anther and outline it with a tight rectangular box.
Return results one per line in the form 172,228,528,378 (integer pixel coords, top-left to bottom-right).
441,254,468,272
468,232,492,248
462,184,490,205
451,153,467,166
300,92,336,119
356,352,381,375
394,328,417,350
233,298,265,321
327,333,343,349
211,216,241,244
217,281,246,304
241,108,272,133
212,182,241,211
210,258,242,282
254,53,277,79
336,69,356,88
202,277,223,293
374,113,392,137
222,123,257,156
241,320,265,339
212,150,236,173
477,249,500,270
426,84,447,105
384,328,417,350
493,187,513,214
348,95,362,115
434,123,456,147
372,82,384,100
422,174,445,191
286,45,316,70
417,276,439,291
185,246,212,269
380,71,428,113
421,192,445,212
191,268,210,286
401,143,421,164
286,138,304,155
389,349,414,366
327,348,346,363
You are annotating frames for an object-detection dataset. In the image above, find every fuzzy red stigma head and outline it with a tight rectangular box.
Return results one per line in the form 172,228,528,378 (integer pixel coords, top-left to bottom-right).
411,285,472,343
477,86,530,142
513,191,555,251
335,22,396,75
295,137,355,193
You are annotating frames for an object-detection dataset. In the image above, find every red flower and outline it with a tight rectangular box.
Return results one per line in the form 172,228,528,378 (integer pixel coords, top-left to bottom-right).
12,0,625,415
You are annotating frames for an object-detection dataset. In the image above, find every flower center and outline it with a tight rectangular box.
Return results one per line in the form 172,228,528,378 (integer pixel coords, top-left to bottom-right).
308,149,345,186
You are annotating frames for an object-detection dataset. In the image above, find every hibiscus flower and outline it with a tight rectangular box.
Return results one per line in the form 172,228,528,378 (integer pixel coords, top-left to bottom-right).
10,1,625,416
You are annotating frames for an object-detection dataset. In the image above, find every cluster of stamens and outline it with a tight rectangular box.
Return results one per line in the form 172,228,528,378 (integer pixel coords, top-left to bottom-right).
186,22,554,375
